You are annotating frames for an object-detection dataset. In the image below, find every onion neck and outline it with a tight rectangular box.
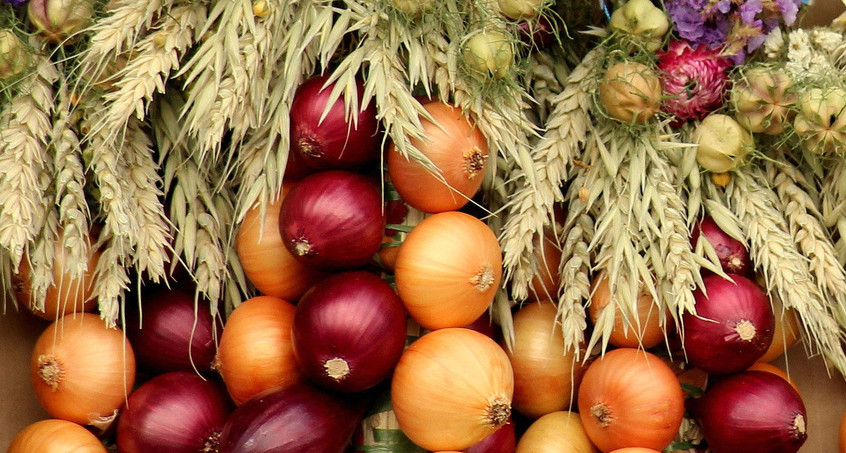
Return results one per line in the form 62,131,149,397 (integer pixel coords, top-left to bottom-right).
324,357,350,380
470,265,495,292
484,397,511,428
463,147,488,179
37,354,64,390
590,402,612,427
200,430,221,453
733,319,757,341
791,412,807,439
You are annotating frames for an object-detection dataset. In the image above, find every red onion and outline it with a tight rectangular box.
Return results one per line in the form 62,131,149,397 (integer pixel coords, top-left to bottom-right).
125,288,221,374
217,382,369,453
516,16,555,50
290,74,381,170
689,370,807,453
116,372,233,453
464,418,516,453
279,170,385,270
292,271,407,393
681,273,774,374
691,216,751,275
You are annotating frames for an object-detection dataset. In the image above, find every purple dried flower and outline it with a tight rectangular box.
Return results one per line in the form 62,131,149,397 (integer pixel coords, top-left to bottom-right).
3,0,28,6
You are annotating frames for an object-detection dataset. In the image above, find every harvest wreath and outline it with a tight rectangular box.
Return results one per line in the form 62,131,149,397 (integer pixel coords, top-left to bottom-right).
1,0,845,451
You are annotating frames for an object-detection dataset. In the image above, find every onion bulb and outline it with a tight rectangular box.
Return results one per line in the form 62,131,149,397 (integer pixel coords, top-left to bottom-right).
278,170,385,270
13,229,101,321
387,101,489,213
508,300,585,419
681,273,774,374
292,271,407,392
215,296,301,405
391,328,514,451
689,370,807,453
8,419,108,453
394,211,502,330
759,296,802,363
235,182,327,300
526,230,562,302
690,216,750,276
588,273,667,349
125,287,220,374
577,348,684,452
516,411,598,453
115,372,233,453
290,74,382,170
31,313,136,426
218,382,369,453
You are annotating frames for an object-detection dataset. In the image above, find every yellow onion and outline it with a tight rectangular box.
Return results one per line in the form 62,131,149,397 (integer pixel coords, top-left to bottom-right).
516,411,598,453
692,113,754,173
507,301,585,419
731,67,796,135
391,328,514,451
608,0,669,51
494,0,547,20
8,419,108,453
0,30,30,83
598,61,662,124
462,28,514,80
793,87,846,155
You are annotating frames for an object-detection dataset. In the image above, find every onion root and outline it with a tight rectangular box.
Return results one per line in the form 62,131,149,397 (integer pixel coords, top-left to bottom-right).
37,355,63,390
590,403,613,427
324,357,351,380
485,397,512,427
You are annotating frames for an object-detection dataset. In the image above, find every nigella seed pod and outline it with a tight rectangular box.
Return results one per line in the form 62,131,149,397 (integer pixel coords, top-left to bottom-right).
731,67,796,135
793,87,846,155
27,0,95,45
0,30,30,83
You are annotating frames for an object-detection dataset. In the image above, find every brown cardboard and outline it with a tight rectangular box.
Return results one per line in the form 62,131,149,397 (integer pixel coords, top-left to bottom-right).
0,307,49,449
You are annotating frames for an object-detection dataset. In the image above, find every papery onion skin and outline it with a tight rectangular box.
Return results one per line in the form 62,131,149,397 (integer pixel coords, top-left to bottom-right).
464,417,516,453
689,370,807,453
125,288,221,374
215,296,301,405
682,273,774,375
31,313,136,426
278,170,385,270
515,411,597,453
387,101,489,213
394,211,502,330
290,74,381,170
292,271,407,393
236,182,328,301
217,382,369,453
8,419,108,453
13,230,101,321
116,372,233,453
577,348,685,452
690,216,751,276
508,300,584,419
391,328,514,451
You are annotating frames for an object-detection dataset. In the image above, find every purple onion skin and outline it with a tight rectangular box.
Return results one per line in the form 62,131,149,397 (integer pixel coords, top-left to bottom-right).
125,288,221,374
218,383,369,453
689,370,807,453
279,170,385,270
465,418,516,453
290,75,381,170
682,273,774,374
116,372,233,453
292,271,407,393
691,216,751,276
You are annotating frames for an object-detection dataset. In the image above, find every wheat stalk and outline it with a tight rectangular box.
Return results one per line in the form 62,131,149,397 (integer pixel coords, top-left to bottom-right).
75,0,171,86
122,117,173,284
86,1,206,148
501,47,603,303
726,168,846,375
767,155,846,325
52,76,91,280
0,56,58,278
820,158,846,265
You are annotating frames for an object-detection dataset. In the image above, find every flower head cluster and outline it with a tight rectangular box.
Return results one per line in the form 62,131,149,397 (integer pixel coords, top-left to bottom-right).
2,0,27,6
666,0,803,63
